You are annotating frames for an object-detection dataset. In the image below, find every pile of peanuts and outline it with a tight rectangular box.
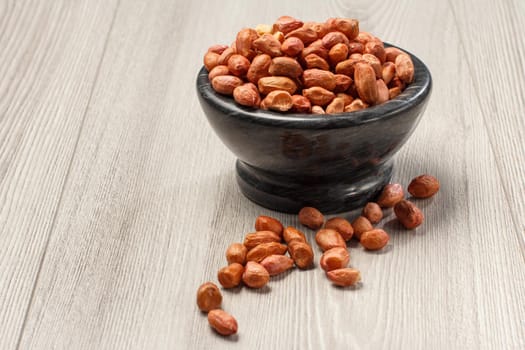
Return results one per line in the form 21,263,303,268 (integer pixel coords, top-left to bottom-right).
203,16,415,114
197,174,439,336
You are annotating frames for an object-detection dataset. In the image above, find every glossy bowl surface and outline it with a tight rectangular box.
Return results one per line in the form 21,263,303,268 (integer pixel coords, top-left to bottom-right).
197,44,432,213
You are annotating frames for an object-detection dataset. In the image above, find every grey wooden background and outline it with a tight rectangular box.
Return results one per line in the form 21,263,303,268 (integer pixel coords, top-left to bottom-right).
1,0,524,349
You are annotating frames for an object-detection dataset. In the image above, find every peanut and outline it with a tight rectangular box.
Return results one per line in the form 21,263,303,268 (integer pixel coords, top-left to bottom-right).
326,268,361,287
261,90,293,112
354,63,378,104
382,62,396,85
242,261,270,288
233,83,261,108
285,27,318,45
334,74,352,93
273,16,304,35
260,255,294,276
348,42,364,55
281,37,304,57
385,47,404,63
226,242,248,265
236,28,258,58
329,43,349,65
269,57,303,78
324,217,354,241
408,174,440,198
344,98,368,112
253,33,282,57
208,309,238,336
243,231,281,250
207,44,229,55
311,105,326,114
326,97,345,114
217,47,236,66
304,53,330,71
362,53,382,78
364,41,386,63
362,202,383,224
337,92,354,106
291,94,312,113
302,40,329,60
208,65,229,81
315,228,346,251
298,206,325,229
360,229,390,250
211,75,243,95
302,86,335,106
196,282,222,312
351,216,373,240
288,240,314,269
321,31,349,49
303,69,336,90
255,215,284,236
227,54,251,77
395,54,415,83
303,21,331,39
283,226,307,244
246,242,287,262
394,199,424,229
335,57,363,77
320,247,350,271
377,183,404,208
376,79,390,104
326,18,359,40
389,86,402,99
218,263,244,288
258,76,297,95
204,51,220,71
247,54,271,84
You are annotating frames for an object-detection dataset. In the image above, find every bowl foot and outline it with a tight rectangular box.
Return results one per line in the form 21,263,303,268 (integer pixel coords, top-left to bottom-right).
236,160,393,214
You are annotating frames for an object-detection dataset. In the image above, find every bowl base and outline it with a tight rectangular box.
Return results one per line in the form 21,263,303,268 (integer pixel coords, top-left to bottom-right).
236,160,393,214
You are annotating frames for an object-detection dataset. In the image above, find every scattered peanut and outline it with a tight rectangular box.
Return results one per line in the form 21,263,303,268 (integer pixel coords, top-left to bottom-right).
324,217,354,241
260,255,294,276
208,309,238,336
298,206,325,229
326,268,361,287
226,242,248,265
394,199,424,229
362,202,383,224
196,282,222,312
408,174,440,198
255,215,284,236
360,229,390,250
315,228,346,252
320,247,350,271
376,183,404,208
351,216,373,241
242,261,270,288
288,240,314,269
218,263,244,288
243,231,281,250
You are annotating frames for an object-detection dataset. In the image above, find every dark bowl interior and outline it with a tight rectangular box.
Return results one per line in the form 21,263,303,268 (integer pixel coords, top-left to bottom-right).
196,43,432,213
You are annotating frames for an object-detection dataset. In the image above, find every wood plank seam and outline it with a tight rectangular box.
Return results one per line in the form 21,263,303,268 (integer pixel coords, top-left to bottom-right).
12,1,123,348
446,0,525,263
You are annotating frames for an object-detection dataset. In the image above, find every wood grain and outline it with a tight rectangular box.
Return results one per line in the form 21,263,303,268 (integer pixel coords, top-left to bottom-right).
0,1,118,349
0,0,524,349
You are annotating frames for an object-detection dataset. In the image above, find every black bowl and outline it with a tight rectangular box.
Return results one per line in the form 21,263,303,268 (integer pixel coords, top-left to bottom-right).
196,44,432,214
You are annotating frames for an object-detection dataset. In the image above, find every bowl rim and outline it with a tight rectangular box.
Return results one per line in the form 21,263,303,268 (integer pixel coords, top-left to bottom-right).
196,43,432,129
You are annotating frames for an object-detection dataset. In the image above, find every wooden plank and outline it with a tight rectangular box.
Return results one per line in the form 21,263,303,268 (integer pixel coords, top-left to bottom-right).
448,0,525,251
0,1,118,348
17,0,525,349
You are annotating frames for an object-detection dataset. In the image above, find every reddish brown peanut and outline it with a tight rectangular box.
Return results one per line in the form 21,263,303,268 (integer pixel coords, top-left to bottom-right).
207,44,229,55
335,57,363,76
389,87,402,99
281,37,304,56
261,90,293,112
408,174,440,198
302,86,335,106
255,215,284,236
243,231,281,250
311,105,326,114
302,40,329,60
253,33,282,57
362,53,382,78
382,62,396,85
303,21,331,38
291,95,312,113
247,54,271,84
260,255,294,276
348,41,364,55
329,43,349,65
364,40,386,63
303,69,337,90
352,216,373,241
362,202,383,224
304,53,330,71
322,31,350,49
326,18,359,40
258,76,297,95
208,309,238,336
315,228,346,252
288,241,314,269
360,229,389,250
394,199,424,229
217,263,244,288
273,15,304,35
233,83,261,108
211,75,243,95
326,268,361,287
344,98,368,112
227,54,251,77
320,247,350,271
196,282,222,312
326,97,345,114
226,242,248,265
298,206,325,229
246,242,288,262
334,74,352,93
236,28,258,58
242,261,270,288
217,47,236,66
377,183,405,208
208,65,229,81
395,54,415,84
324,217,354,241
337,92,354,106
283,226,307,244
385,47,404,62
204,51,220,71
354,63,378,104
285,27,318,45
376,79,389,104
269,57,303,78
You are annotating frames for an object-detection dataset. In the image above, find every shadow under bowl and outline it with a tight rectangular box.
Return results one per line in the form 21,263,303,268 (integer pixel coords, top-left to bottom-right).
196,44,432,214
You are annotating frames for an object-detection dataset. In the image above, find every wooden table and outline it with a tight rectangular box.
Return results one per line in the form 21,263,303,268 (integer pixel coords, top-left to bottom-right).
1,1,524,349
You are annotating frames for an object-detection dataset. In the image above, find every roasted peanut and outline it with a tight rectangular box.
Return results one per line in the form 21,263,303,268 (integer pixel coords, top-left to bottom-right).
255,215,284,236
273,15,304,35
227,54,251,77
329,43,349,65
408,174,440,198
285,26,318,45
344,98,368,112
362,202,383,224
243,231,281,250
302,40,329,60
288,240,314,269
208,309,238,336
226,242,248,265
324,217,354,241
258,76,297,95
352,216,373,240
218,263,244,288
382,62,396,85
236,28,258,58
247,54,271,84
337,92,354,106
304,53,330,71
204,51,220,71
291,94,312,113
364,40,386,63
283,226,307,244
298,206,325,229
385,47,404,63
395,54,415,83
322,31,349,49
394,199,424,229
360,229,389,250
377,183,404,208
326,18,359,40
233,83,261,107
261,90,293,112
260,255,294,276
253,33,282,57
207,44,229,55
354,63,379,104
302,86,335,106
281,37,304,56
208,65,230,81
311,105,326,114
242,261,270,288
315,228,346,251
326,96,345,114
212,75,243,95
246,242,288,262
196,282,222,312
320,247,350,271
269,57,303,78
217,47,236,66
326,268,361,287
376,79,389,104
303,69,336,90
